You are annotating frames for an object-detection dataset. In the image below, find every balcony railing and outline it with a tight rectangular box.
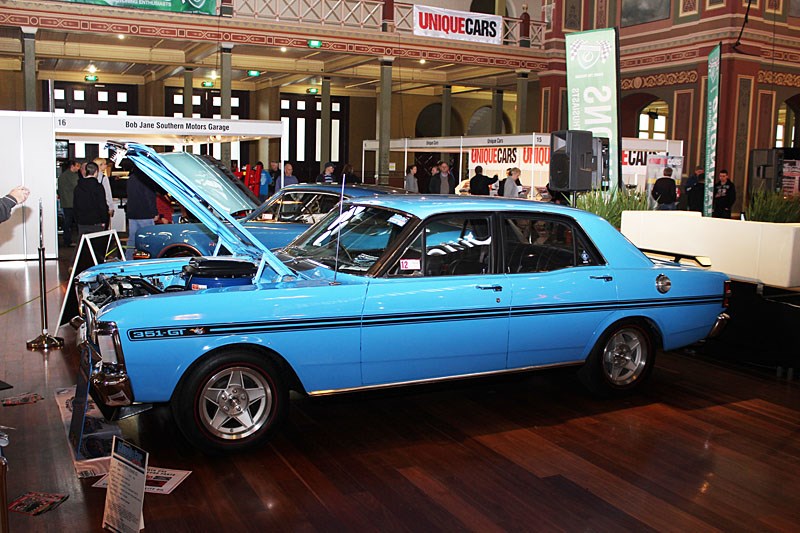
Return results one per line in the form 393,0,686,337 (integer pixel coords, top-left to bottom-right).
233,0,544,48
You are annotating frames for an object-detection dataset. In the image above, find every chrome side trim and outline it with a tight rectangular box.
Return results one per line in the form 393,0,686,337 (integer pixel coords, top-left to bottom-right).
307,360,583,397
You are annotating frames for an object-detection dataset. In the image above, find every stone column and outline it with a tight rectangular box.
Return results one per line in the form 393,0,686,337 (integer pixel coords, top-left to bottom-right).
220,44,233,167
22,27,37,111
515,71,529,133
377,58,393,185
441,84,452,162
492,89,504,134
183,68,194,153
320,76,331,173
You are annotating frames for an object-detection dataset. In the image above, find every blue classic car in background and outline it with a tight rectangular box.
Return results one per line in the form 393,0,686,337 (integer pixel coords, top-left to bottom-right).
76,143,730,453
134,180,406,259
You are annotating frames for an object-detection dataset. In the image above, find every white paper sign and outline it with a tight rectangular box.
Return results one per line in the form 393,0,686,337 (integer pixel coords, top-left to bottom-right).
102,436,148,533
413,5,502,45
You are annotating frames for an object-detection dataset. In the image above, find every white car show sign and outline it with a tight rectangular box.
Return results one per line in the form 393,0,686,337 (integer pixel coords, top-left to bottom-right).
413,5,502,45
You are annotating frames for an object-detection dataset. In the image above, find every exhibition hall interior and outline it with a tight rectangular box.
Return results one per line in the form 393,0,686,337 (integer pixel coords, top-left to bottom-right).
0,0,799,530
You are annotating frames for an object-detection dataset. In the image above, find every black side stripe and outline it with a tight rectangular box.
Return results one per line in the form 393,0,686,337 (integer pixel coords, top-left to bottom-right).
126,295,722,341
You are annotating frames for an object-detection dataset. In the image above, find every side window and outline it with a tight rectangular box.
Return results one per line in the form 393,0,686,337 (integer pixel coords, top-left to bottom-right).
314,194,341,217
392,215,492,277
503,215,601,273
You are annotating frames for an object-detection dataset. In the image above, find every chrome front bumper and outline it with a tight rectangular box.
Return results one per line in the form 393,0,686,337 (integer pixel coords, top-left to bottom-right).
82,341,134,407
707,312,730,338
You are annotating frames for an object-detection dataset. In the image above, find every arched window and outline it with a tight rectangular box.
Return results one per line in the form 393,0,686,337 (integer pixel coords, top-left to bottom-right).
638,100,669,140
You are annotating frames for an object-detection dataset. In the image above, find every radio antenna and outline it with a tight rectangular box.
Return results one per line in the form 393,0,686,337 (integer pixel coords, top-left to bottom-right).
332,174,346,284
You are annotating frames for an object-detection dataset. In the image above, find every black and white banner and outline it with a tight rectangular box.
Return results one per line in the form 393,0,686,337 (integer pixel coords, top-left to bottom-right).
413,5,502,45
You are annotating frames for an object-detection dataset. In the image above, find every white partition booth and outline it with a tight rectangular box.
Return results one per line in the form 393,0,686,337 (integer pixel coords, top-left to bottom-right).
362,134,683,195
0,112,283,261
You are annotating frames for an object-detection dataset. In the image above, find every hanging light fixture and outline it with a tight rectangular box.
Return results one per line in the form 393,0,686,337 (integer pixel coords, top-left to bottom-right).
87,63,97,74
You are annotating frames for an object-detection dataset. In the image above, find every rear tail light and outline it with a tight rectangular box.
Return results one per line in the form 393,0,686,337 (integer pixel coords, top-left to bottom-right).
722,280,731,308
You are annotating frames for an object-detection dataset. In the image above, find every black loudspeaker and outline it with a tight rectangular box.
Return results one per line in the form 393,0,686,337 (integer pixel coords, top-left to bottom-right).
549,130,594,191
749,148,783,192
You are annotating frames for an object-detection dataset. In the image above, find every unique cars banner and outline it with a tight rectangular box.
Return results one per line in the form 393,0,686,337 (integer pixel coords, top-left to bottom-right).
58,0,216,15
703,43,721,217
413,5,502,45
565,28,622,190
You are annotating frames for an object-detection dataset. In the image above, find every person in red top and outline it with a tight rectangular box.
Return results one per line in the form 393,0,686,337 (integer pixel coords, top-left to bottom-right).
155,193,173,225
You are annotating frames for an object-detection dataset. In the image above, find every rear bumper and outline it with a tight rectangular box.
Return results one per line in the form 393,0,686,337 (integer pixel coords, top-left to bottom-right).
707,312,730,338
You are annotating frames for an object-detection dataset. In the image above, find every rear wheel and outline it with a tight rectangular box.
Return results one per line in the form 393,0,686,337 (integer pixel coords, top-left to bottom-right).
172,350,287,453
161,246,199,258
579,321,655,395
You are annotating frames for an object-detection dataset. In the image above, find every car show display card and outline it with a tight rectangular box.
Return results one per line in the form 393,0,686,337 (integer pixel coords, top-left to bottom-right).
8,491,69,516
1,392,43,405
102,436,148,533
93,466,192,495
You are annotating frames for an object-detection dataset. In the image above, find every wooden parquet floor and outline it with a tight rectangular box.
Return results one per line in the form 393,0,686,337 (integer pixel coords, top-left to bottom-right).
1,254,799,532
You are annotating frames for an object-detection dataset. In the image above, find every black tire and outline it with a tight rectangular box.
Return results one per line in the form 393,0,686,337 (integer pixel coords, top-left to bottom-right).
171,350,287,454
162,247,199,258
578,320,655,396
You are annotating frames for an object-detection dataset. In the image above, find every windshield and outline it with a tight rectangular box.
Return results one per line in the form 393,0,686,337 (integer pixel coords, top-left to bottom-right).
283,205,413,274
160,152,259,216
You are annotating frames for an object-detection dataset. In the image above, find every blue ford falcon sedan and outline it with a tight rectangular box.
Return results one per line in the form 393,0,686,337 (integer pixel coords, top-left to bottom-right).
76,143,729,453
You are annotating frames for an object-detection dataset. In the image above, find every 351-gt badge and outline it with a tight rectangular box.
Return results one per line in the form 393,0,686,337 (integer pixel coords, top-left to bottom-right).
128,327,207,340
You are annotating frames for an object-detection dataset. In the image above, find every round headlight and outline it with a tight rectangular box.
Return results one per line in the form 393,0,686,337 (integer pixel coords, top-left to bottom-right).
656,274,672,294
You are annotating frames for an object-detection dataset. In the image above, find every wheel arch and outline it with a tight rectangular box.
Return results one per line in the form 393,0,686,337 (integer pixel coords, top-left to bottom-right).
159,243,203,258
171,342,307,403
583,314,664,362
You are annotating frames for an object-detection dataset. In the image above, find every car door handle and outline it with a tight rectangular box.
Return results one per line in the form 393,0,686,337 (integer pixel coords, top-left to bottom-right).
476,285,503,292
590,275,613,282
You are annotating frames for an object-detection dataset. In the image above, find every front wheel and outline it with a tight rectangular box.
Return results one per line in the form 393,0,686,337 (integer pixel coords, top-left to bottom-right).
579,321,655,395
172,350,287,453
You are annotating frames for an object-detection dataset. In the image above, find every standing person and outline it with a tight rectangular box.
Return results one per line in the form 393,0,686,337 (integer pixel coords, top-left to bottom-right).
651,167,678,210
125,163,158,260
713,169,736,219
687,169,705,212
469,165,498,196
683,165,704,209
268,161,280,195
502,167,521,198
341,163,360,184
427,161,457,194
404,165,419,193
0,186,30,224
57,159,81,246
94,157,114,228
276,162,298,192
73,161,108,239
316,162,336,184
256,161,272,202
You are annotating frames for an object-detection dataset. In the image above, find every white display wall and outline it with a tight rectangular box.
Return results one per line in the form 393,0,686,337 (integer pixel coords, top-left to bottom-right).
0,112,58,260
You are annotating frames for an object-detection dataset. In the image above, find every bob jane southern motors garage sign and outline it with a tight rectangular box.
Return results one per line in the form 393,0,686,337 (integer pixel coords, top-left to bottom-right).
413,5,502,45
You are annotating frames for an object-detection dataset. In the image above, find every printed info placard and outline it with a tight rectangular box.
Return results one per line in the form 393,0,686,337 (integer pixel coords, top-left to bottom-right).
102,436,148,533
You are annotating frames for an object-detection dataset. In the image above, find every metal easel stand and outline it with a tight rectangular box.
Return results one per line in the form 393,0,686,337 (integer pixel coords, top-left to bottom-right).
26,200,64,351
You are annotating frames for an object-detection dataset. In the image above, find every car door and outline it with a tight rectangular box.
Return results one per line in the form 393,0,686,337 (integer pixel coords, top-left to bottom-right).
361,214,510,386
502,214,618,368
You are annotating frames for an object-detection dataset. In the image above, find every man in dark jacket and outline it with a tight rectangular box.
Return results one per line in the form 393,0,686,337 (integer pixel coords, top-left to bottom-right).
651,167,677,210
713,169,736,218
427,161,457,194
469,166,498,196
125,162,158,259
73,161,108,238
57,159,80,245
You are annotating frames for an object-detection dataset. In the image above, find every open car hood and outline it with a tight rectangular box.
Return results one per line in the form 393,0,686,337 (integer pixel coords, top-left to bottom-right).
110,142,295,281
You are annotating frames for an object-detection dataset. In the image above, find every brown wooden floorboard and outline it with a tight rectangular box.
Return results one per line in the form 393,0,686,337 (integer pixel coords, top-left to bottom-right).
0,254,799,531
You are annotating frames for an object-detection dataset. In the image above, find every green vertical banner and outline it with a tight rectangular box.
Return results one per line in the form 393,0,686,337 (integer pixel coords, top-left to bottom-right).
565,28,622,191
59,0,216,15
703,44,721,217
